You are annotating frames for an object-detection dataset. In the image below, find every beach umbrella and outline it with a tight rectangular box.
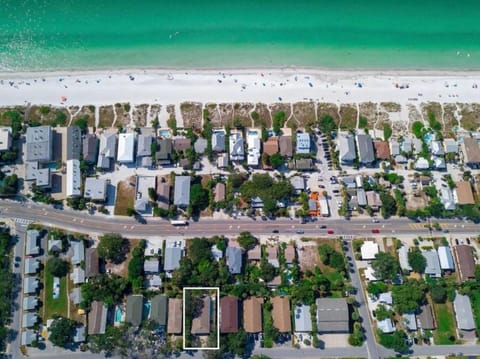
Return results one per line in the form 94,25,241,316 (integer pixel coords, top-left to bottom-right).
60,96,67,102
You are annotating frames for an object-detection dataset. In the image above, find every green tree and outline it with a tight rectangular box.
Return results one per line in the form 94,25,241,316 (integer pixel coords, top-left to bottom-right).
430,284,447,303
383,124,392,140
318,114,336,134
273,111,286,134
412,121,424,139
190,183,209,213
97,233,130,264
330,251,345,271
49,317,77,348
392,279,426,313
81,274,130,308
74,116,89,133
371,252,399,281
269,152,283,169
237,231,258,250
408,250,426,273
379,330,408,353
367,281,388,296
260,258,277,282
46,257,69,277
225,329,248,357
380,192,397,218
375,304,393,321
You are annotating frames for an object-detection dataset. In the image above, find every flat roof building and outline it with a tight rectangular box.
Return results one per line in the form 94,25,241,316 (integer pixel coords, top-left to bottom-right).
117,133,135,163
296,133,311,154
67,126,82,160
294,304,312,332
361,241,379,260
316,298,349,333
84,178,107,201
66,159,81,197
26,126,52,162
0,127,12,151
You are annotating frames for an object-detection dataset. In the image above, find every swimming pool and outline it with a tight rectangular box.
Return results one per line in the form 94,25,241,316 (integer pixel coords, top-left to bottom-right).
159,129,170,138
424,133,433,143
143,302,151,319
248,130,258,136
114,307,123,323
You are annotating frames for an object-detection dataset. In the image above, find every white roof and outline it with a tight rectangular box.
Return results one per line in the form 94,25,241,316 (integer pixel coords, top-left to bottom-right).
415,157,430,170
377,318,395,333
365,266,378,281
296,133,311,154
117,133,135,163
247,135,261,166
319,198,329,216
361,241,379,260
66,159,81,197
398,246,412,272
437,246,455,270
378,292,393,305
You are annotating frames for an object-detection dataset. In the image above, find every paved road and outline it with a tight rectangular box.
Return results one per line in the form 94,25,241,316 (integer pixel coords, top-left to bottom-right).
344,240,379,359
0,200,479,239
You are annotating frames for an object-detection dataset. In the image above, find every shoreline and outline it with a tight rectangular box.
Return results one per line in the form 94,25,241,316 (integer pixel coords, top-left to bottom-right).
3,66,480,79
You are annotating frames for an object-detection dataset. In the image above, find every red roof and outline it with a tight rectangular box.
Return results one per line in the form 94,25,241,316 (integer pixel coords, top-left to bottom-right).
374,141,391,159
220,296,239,333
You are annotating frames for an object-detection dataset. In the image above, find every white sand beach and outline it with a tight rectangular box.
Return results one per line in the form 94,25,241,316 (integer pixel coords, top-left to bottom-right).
0,68,479,109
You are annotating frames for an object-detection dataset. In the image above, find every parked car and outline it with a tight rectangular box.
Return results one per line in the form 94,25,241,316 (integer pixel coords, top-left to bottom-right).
327,229,334,234
372,229,380,234
455,238,459,245
466,238,471,244
296,230,304,234
320,225,327,229
272,229,279,233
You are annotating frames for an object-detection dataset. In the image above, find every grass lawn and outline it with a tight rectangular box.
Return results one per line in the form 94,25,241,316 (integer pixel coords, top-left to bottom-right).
114,177,135,216
43,271,68,321
324,269,344,287
433,302,457,345
469,290,480,333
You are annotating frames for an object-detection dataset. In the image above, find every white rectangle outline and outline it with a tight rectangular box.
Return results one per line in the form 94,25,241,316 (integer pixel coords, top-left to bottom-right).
183,287,220,350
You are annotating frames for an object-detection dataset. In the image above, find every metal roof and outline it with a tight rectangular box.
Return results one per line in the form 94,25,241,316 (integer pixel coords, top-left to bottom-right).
226,246,242,274
437,246,454,270
164,247,183,271
316,298,349,333
66,159,81,197
453,292,475,330
117,133,135,163
173,176,190,207
423,250,441,278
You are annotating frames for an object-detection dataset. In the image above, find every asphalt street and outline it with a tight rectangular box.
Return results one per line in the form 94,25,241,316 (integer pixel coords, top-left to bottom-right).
0,200,478,239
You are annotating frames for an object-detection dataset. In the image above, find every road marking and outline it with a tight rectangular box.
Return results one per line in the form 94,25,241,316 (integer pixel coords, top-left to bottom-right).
73,218,76,222
131,226,135,229
80,219,84,224
363,225,366,228
123,225,127,229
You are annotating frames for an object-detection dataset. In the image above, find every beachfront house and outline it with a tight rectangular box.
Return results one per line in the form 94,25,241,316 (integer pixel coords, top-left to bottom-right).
296,132,311,154
82,133,99,164
229,132,245,161
374,141,391,160
338,134,356,164
66,159,81,197
390,139,400,156
117,133,135,163
279,129,293,157
461,137,480,168
212,131,226,152
356,133,375,165
0,127,11,152
97,132,117,169
26,126,53,163
247,130,261,167
67,126,82,160
443,138,458,154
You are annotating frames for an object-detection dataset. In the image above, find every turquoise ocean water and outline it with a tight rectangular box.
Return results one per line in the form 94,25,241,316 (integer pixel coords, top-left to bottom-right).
1,0,480,71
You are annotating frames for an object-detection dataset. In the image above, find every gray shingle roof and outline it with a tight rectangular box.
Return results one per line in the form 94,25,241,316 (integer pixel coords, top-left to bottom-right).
339,134,356,163
71,267,85,284
26,230,40,256
164,247,183,271
82,134,99,163
356,134,375,164
23,296,38,311
418,304,435,329
212,132,225,152
23,277,39,294
226,246,242,274
156,139,172,163
22,313,37,328
150,294,168,325
173,176,190,207
137,134,153,157
88,301,108,335
21,330,36,346
423,250,441,277
143,259,160,273
453,292,475,330
24,258,40,274
71,240,85,265
194,138,208,154
126,295,143,326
